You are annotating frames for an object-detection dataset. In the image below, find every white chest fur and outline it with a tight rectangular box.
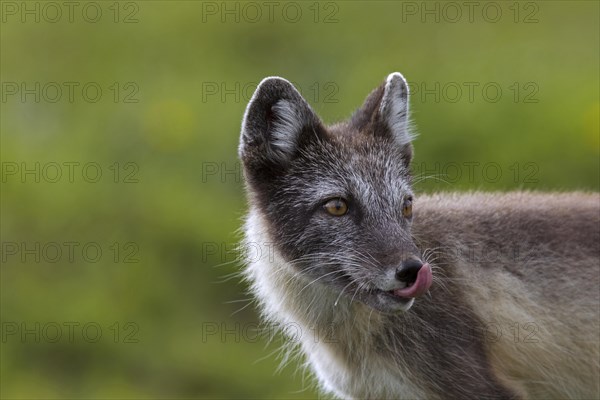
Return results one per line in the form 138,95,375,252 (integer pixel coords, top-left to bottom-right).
242,210,425,399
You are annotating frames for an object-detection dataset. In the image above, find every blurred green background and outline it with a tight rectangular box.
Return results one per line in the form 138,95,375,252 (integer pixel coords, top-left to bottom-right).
1,1,598,399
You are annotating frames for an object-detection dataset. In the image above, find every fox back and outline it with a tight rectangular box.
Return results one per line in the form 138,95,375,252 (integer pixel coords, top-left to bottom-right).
238,73,600,399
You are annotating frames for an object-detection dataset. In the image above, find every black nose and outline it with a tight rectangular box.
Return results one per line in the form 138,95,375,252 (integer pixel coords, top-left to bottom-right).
396,259,424,284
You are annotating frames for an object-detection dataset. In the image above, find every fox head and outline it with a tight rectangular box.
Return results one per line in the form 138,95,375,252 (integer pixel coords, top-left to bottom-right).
239,73,432,313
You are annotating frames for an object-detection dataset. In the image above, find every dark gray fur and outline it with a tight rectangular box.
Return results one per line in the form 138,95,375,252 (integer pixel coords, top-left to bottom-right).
239,74,600,399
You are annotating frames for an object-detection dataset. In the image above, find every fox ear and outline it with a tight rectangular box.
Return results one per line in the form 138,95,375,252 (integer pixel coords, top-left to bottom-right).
352,72,414,165
378,72,413,147
239,77,322,168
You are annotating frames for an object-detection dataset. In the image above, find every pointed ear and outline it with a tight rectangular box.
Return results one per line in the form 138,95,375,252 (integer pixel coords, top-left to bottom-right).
379,72,413,147
352,72,415,165
239,77,322,169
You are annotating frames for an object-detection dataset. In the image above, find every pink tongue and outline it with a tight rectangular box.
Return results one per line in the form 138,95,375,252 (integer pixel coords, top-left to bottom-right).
392,263,432,298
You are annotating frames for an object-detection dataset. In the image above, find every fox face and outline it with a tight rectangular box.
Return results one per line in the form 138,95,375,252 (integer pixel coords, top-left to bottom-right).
239,73,432,313
239,73,600,400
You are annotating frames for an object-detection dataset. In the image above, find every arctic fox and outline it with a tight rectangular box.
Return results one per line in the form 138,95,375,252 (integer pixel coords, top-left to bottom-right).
238,72,600,399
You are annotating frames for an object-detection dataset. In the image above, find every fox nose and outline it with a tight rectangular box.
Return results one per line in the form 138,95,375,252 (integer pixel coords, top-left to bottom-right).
395,259,424,284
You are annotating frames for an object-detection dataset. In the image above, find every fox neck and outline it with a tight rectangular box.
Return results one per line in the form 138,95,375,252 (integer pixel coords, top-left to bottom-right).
243,208,426,393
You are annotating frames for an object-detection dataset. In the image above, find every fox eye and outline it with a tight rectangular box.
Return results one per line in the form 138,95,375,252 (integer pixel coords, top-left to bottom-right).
402,196,413,219
324,198,348,216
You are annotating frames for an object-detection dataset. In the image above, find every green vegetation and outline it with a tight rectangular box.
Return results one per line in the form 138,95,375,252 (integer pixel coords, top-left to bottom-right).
1,1,598,398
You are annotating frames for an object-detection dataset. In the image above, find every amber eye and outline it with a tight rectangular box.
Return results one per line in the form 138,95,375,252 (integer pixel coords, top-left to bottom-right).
324,198,348,216
402,197,413,219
